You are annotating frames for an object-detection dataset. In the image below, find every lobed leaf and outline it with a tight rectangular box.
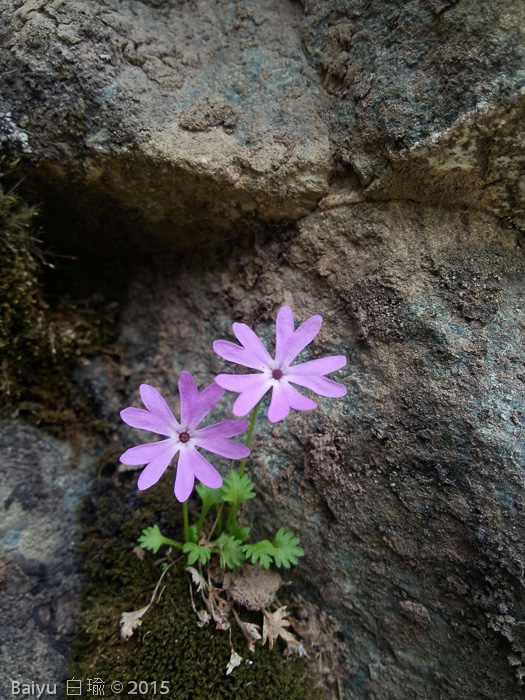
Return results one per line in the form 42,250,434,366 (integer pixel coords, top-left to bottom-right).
138,525,164,554
213,534,246,570
183,542,212,566
242,540,275,569
221,471,256,506
229,522,251,543
270,528,304,568
196,483,224,510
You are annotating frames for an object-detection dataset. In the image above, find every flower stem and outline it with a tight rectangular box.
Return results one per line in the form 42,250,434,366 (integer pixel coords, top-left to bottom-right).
195,507,208,537
160,535,184,551
238,398,263,477
225,399,263,533
183,500,190,543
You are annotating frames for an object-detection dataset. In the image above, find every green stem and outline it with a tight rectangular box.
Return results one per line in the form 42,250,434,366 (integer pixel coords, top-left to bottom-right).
226,399,263,533
195,506,209,537
238,398,263,477
183,501,190,543
160,535,184,551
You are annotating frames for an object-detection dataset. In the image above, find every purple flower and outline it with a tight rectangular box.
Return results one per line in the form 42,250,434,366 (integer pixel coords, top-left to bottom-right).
120,372,250,502
213,305,347,423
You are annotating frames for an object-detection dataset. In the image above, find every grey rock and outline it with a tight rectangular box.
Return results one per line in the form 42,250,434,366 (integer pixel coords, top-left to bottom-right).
302,0,525,227
108,201,524,698
1,1,524,698
0,420,93,700
0,0,332,248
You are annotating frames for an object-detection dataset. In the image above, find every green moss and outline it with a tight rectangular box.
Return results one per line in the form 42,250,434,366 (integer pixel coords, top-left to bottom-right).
72,479,321,700
0,158,116,434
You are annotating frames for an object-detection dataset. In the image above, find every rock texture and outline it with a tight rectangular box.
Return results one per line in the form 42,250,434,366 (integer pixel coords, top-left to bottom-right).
1,0,523,249
81,200,522,700
302,0,525,227
0,0,331,250
1,1,524,699
0,421,93,699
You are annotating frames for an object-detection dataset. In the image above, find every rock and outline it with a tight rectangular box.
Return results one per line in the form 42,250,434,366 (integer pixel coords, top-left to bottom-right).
1,1,524,698
0,0,332,250
302,0,525,227
106,200,524,698
0,420,94,699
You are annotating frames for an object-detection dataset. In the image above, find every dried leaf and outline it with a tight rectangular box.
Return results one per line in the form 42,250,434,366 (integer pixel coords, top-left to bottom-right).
285,639,308,658
233,609,262,652
291,594,349,687
132,546,145,560
119,561,173,641
119,605,150,641
206,592,231,630
226,650,243,676
262,606,296,650
222,565,282,611
196,610,211,627
186,566,208,594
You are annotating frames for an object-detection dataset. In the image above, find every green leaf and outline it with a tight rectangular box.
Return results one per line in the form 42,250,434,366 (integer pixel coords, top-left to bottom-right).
183,542,212,566
187,524,199,544
242,540,275,569
229,522,251,543
270,528,305,568
221,471,256,506
138,525,165,554
195,483,224,510
213,534,246,570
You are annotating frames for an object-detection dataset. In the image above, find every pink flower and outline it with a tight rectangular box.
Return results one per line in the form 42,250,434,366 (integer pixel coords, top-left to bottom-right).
213,305,347,423
120,372,250,502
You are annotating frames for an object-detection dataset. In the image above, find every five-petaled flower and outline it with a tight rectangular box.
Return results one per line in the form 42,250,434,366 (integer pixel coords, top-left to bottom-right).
213,305,347,423
120,372,250,502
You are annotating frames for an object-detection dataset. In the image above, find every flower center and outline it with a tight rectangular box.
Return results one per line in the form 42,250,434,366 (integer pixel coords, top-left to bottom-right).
179,432,190,443
272,368,284,380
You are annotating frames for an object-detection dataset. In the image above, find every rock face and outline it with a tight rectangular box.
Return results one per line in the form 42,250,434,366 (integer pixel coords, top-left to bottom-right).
0,0,331,250
100,201,523,700
1,0,523,248
0,421,93,699
1,1,524,699
302,0,525,227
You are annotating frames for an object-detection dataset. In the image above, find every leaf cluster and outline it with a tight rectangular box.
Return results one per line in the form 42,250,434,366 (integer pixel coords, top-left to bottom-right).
139,471,304,572
243,529,305,570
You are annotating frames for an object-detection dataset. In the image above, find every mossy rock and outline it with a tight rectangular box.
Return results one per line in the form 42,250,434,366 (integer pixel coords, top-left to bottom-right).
72,478,322,700
0,158,116,434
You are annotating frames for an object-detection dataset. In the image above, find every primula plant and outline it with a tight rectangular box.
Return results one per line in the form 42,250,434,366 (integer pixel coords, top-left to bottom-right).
120,306,346,612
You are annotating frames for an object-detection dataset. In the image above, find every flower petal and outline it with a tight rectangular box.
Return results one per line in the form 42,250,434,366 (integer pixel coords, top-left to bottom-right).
213,340,267,371
120,407,175,436
176,446,222,502
267,383,291,423
267,382,318,423
195,419,249,439
137,442,179,490
191,450,224,489
179,371,224,430
139,384,180,432
275,305,295,364
174,450,196,502
288,373,347,398
288,355,347,377
195,435,250,459
232,322,273,368
120,439,175,466
283,382,319,411
215,373,265,393
230,377,272,416
284,315,322,364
